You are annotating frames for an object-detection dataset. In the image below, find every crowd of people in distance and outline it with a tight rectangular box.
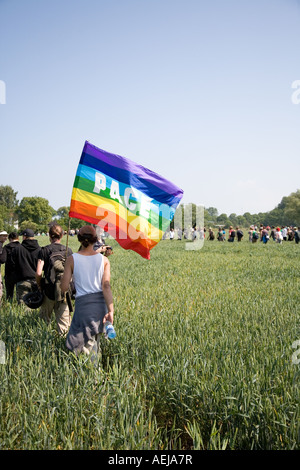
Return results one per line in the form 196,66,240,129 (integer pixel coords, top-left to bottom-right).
165,224,300,244
0,224,114,362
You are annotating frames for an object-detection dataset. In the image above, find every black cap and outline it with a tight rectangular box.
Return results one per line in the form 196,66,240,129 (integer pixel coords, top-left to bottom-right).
22,229,35,237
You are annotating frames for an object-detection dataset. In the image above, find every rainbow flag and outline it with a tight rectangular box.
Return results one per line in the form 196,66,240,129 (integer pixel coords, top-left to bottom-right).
69,141,184,259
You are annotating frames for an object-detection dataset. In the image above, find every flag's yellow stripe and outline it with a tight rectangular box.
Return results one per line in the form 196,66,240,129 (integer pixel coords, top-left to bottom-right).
71,187,164,241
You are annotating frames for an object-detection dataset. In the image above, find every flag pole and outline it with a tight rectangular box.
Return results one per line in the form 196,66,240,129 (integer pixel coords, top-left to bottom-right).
64,215,73,312
65,216,71,256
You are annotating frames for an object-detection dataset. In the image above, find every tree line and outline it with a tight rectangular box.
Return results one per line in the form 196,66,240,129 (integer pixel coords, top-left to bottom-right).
0,184,299,234
173,190,300,229
202,189,300,228
0,186,83,233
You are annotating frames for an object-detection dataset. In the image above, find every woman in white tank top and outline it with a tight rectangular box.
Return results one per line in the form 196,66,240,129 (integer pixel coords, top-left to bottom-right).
72,251,104,297
61,225,114,357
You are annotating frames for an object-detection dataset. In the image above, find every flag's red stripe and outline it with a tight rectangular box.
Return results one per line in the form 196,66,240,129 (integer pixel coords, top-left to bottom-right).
69,201,158,259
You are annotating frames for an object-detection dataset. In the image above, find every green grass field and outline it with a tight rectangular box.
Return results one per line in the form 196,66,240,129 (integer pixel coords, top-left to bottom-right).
0,235,299,450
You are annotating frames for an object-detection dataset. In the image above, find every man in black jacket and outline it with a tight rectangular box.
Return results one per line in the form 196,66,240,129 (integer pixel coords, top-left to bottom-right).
3,232,20,302
0,231,8,306
13,228,40,305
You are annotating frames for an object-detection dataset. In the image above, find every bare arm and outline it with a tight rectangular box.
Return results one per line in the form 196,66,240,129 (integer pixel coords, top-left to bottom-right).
60,255,74,293
35,259,44,290
102,256,114,324
95,245,113,257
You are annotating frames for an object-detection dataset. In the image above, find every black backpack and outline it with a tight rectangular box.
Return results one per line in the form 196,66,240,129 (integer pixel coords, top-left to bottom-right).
42,245,67,301
46,245,66,286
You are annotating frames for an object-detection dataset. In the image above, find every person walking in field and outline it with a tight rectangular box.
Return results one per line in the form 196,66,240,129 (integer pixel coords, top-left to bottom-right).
287,227,294,241
261,226,270,244
270,226,276,241
251,228,259,243
61,225,114,359
12,229,41,305
93,226,113,256
0,231,8,306
36,224,73,336
236,227,243,242
228,226,236,242
217,227,224,241
280,226,287,241
208,228,215,240
275,227,283,244
3,232,20,302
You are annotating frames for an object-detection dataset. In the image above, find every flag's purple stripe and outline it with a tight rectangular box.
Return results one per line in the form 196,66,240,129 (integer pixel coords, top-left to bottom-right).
81,151,182,207
81,141,184,204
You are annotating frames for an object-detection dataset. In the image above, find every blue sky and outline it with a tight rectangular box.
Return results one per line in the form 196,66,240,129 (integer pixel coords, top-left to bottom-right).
0,0,300,216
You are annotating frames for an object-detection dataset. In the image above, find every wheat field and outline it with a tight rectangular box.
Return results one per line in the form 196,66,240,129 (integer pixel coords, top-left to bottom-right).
0,235,299,450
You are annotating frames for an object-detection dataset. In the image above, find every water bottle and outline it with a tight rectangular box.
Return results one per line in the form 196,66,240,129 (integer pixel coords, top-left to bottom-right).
103,321,116,339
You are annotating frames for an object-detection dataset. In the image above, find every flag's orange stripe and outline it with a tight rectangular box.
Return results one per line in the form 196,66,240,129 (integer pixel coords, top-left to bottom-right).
71,187,164,238
70,199,159,251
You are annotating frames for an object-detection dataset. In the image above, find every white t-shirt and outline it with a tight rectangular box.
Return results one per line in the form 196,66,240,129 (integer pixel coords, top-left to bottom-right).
72,253,104,298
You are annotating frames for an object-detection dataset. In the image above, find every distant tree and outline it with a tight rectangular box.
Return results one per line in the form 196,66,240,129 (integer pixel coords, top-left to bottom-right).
69,217,89,230
265,208,282,227
251,214,261,227
0,185,18,209
171,189,300,232
216,213,231,228
204,208,213,227
277,196,289,211
17,197,55,233
243,212,254,226
206,207,218,219
0,185,19,229
257,213,266,224
236,215,248,227
68,215,90,230
19,220,38,233
56,206,69,219
262,192,300,227
283,189,300,225
0,205,5,231
54,206,70,231
53,205,91,231
229,213,237,226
